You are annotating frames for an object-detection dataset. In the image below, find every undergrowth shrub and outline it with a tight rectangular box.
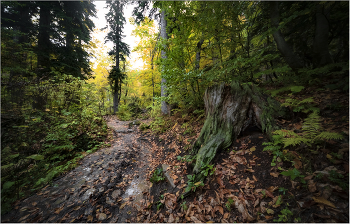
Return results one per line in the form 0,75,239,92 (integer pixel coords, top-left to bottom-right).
1,74,109,214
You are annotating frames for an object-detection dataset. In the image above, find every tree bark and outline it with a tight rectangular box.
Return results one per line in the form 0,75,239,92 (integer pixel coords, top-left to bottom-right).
160,10,169,115
270,1,304,72
312,4,333,67
37,2,51,69
191,82,287,174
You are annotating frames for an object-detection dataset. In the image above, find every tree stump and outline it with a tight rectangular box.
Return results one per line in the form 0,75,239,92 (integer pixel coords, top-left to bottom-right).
191,82,288,174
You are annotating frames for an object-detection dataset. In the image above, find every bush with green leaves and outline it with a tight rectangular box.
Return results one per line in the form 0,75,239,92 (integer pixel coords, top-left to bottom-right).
1,74,109,214
150,168,165,183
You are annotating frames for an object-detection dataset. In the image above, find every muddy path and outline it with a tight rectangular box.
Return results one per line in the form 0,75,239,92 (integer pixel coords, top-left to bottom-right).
2,116,154,223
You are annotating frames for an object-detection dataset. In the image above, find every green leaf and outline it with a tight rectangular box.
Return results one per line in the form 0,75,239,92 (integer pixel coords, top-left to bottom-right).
27,154,44,160
290,86,304,93
3,181,15,190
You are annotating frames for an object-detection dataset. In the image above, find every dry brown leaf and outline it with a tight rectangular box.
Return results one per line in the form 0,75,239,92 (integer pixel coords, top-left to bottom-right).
97,213,107,221
313,197,336,208
235,200,255,222
265,190,274,198
168,214,175,223
19,214,31,222
214,205,224,215
260,202,267,213
270,172,279,178
54,204,64,214
190,216,201,223
304,175,314,180
267,186,278,193
293,158,302,169
254,198,260,208
308,180,317,193
164,194,177,210
223,213,230,219
87,215,93,222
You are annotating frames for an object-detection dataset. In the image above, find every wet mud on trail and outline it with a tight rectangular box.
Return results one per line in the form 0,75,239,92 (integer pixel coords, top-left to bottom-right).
2,116,155,223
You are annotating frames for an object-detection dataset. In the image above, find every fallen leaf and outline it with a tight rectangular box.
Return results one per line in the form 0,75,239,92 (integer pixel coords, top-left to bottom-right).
190,216,201,223
266,209,274,214
223,213,230,219
235,200,255,221
312,197,336,208
265,190,274,198
87,215,93,222
304,175,314,180
120,202,127,209
254,198,260,207
297,199,315,208
164,194,177,210
293,158,302,169
308,180,317,193
267,186,278,193
214,205,224,215
253,175,258,181
19,214,31,222
217,177,225,189
270,172,279,178
97,213,106,221
250,146,256,152
168,214,175,223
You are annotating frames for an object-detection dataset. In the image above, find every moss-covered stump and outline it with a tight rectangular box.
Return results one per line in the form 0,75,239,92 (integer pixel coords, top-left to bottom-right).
191,81,287,175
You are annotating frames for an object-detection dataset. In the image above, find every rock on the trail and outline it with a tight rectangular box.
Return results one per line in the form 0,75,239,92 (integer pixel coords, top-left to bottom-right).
82,188,96,201
162,164,176,188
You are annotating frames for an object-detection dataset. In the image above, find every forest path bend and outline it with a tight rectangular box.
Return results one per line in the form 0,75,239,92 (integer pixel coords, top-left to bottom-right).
2,116,154,223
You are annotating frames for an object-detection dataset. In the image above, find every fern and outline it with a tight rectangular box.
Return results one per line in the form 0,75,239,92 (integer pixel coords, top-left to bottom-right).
273,112,343,148
281,97,319,113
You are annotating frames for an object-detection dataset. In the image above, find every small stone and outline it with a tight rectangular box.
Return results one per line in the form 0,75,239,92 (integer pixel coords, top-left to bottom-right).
99,187,104,193
162,164,176,188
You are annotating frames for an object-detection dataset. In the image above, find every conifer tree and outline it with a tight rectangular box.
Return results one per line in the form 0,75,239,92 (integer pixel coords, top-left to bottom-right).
104,0,130,113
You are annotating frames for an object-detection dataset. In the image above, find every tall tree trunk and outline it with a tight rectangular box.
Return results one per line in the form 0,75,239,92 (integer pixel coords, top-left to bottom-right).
37,2,51,70
113,89,119,114
270,1,304,72
312,4,333,67
160,10,169,115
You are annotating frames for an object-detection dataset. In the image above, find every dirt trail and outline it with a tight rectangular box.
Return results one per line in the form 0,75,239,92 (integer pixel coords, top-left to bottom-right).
2,116,153,223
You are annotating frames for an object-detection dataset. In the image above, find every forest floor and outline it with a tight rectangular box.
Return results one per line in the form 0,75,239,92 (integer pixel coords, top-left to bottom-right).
1,88,349,223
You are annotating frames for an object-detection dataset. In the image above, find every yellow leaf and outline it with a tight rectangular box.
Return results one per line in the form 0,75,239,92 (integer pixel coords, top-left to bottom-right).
326,154,332,159
194,181,202,186
266,209,274,214
312,197,336,208
45,109,50,111
120,202,127,209
250,146,256,152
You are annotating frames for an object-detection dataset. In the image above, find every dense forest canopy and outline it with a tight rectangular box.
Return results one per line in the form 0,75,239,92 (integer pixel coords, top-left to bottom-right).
1,0,348,216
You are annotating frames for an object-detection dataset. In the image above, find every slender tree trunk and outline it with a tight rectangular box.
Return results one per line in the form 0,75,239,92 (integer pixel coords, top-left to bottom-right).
312,4,333,67
270,2,304,72
160,10,169,115
37,2,51,70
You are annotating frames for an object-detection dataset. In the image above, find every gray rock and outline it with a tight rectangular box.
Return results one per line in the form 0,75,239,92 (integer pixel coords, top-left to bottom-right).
162,164,176,188
82,188,96,201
